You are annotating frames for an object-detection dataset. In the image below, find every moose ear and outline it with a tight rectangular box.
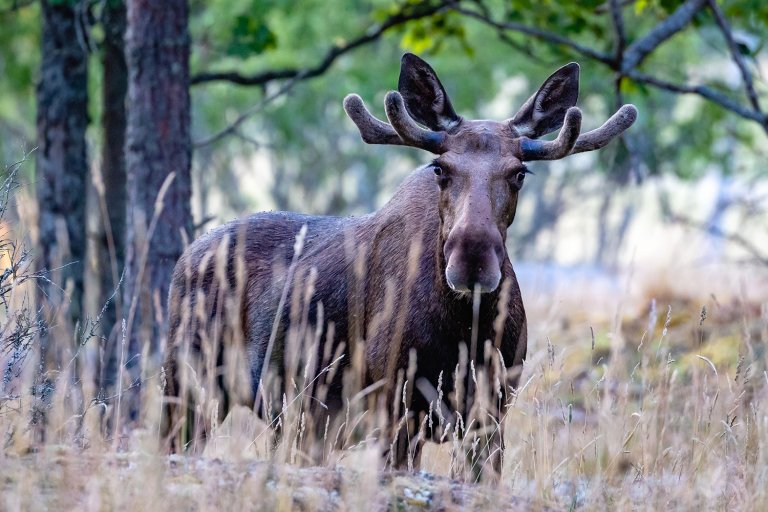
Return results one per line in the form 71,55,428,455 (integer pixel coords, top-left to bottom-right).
510,63,580,139
398,53,461,131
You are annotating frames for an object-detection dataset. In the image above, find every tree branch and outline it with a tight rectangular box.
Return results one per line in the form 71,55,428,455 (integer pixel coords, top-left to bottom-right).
194,77,300,148
668,212,768,267
609,0,627,109
621,0,708,72
191,1,450,87
707,0,762,114
448,3,614,66
609,0,626,60
626,69,767,126
453,1,768,132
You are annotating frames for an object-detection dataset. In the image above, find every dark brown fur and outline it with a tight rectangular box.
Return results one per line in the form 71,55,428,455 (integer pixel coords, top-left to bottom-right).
164,165,526,450
163,54,636,469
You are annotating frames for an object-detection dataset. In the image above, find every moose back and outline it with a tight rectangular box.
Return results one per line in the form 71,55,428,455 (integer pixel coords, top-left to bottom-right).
163,54,637,468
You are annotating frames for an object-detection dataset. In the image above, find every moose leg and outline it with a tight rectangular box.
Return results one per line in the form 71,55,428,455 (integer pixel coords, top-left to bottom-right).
389,419,425,470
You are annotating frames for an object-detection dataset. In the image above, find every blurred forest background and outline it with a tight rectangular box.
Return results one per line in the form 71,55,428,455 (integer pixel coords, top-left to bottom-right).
0,0,768,508
0,0,767,459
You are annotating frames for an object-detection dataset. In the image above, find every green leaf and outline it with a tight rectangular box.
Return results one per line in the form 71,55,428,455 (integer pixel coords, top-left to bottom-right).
225,14,276,58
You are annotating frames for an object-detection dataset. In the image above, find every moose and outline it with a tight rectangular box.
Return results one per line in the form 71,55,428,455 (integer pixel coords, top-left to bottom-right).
164,54,637,471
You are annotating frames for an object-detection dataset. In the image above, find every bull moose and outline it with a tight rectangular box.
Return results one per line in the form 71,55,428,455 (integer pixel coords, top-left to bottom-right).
164,54,637,471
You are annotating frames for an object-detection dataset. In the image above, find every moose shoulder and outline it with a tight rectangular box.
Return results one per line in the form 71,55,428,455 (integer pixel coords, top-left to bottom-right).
164,54,637,469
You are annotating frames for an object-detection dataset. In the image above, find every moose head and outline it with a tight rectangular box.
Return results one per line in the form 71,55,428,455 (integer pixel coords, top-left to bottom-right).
344,53,637,294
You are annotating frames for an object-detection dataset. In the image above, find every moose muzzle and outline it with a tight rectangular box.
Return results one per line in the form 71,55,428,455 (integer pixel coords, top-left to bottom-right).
444,225,504,294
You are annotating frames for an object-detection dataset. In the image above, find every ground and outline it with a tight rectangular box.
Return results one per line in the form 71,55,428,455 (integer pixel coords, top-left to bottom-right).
2,261,767,511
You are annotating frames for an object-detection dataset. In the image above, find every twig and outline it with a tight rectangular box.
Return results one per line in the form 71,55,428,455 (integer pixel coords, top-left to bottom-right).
193,78,299,148
609,0,627,110
626,69,767,126
448,3,614,65
112,319,126,451
609,0,627,60
453,0,768,133
594,0,633,14
191,1,451,86
192,1,453,147
668,213,768,267
707,0,762,113
621,0,708,72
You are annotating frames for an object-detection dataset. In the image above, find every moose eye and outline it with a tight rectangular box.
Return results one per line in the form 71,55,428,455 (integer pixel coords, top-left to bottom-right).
510,169,529,191
433,165,451,189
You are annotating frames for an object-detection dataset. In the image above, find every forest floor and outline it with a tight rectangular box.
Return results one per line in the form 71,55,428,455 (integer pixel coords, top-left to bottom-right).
2,261,767,511
1,451,541,511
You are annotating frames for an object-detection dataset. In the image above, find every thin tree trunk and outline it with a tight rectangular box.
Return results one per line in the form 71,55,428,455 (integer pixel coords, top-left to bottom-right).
96,0,127,396
36,0,89,373
123,0,192,392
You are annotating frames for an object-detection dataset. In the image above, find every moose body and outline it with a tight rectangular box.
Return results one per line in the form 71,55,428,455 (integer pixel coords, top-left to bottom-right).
164,54,636,469
167,165,526,416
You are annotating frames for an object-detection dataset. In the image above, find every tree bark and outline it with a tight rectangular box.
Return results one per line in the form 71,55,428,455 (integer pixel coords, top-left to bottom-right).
36,0,89,371
123,0,192,385
96,0,127,395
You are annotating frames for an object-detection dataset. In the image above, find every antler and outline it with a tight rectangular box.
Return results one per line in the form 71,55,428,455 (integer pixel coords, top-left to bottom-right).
520,104,637,161
570,104,638,154
519,107,582,161
343,92,447,154
384,92,446,153
345,91,637,160
343,94,403,146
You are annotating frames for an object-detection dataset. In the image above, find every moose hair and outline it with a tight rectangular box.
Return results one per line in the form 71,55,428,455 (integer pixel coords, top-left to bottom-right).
163,53,637,470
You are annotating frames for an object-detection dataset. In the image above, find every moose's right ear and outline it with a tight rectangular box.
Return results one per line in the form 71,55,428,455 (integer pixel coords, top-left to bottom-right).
510,63,580,139
398,53,461,131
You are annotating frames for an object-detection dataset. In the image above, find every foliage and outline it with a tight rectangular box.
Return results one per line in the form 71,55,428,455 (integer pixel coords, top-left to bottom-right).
0,1,766,217
0,1,39,163
182,0,768,217
0,2,766,505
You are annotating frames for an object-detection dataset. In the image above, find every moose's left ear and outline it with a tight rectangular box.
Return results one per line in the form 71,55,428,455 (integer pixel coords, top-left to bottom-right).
510,63,580,139
398,53,461,131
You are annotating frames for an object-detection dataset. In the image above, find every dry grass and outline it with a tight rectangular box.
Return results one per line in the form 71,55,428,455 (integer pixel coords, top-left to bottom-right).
1,256,766,510
1,150,767,510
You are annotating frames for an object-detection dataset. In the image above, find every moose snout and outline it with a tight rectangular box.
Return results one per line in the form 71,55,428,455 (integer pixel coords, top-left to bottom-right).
444,227,504,294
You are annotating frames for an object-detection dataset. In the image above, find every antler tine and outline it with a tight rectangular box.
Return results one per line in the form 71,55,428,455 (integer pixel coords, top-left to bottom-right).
384,91,447,154
343,94,404,146
520,107,582,161
570,104,638,154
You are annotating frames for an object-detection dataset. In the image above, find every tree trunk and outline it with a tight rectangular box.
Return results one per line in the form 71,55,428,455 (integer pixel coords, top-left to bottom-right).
36,0,89,372
123,0,192,388
95,0,127,396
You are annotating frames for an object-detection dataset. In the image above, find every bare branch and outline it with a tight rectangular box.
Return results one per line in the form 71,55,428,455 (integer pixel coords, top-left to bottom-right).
191,1,450,87
609,0,627,60
668,213,768,267
621,0,708,72
448,3,614,65
626,69,768,126
454,2,768,132
707,0,762,113
608,0,627,110
594,0,633,14
194,77,299,148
